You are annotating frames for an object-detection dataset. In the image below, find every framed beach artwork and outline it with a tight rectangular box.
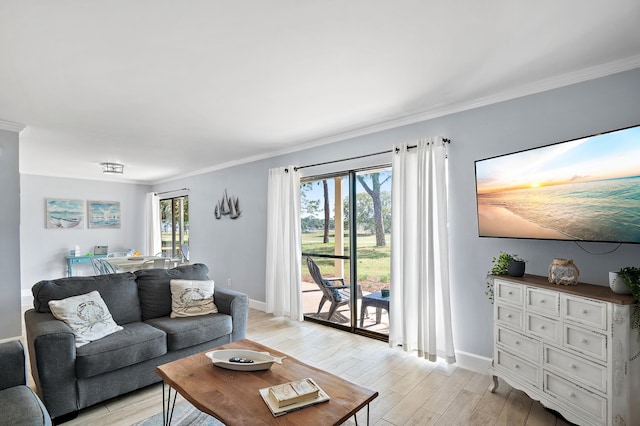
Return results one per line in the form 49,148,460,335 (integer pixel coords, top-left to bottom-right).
46,199,84,229
88,200,121,229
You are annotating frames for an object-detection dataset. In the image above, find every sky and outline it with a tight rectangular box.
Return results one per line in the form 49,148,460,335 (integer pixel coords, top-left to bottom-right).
475,125,640,194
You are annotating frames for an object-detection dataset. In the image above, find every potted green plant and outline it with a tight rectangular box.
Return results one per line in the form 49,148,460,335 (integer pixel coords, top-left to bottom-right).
616,266,640,338
485,252,524,303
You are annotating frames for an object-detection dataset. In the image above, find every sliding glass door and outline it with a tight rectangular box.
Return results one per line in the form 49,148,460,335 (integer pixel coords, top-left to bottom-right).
301,167,391,339
301,174,351,326
353,168,391,335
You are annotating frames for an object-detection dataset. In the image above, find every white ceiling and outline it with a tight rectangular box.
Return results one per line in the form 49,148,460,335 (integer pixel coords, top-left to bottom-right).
2,1,640,184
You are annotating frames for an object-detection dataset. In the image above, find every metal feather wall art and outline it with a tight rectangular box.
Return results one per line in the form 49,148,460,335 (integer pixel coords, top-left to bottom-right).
214,189,241,220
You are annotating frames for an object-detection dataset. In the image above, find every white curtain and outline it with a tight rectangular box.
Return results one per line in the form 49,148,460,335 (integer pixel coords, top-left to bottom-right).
144,192,161,256
389,137,456,363
265,166,303,321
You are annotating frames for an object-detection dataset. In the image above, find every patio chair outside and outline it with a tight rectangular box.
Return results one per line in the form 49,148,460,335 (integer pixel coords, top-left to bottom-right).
306,256,352,321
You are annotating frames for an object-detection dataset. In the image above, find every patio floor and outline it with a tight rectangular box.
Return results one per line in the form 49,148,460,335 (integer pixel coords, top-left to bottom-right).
302,280,389,335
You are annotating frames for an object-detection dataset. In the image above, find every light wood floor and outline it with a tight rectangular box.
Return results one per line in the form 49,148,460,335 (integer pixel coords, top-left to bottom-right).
25,309,572,426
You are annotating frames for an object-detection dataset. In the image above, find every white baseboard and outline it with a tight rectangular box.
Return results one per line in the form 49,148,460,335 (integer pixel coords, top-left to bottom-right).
21,289,33,307
249,299,266,311
453,350,492,374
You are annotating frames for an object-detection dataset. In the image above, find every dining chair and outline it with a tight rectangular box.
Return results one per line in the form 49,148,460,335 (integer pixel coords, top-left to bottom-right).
142,258,168,269
90,257,105,275
180,244,190,262
106,252,128,258
99,259,119,274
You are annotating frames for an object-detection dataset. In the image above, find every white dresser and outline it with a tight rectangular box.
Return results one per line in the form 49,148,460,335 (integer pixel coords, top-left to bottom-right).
489,274,639,426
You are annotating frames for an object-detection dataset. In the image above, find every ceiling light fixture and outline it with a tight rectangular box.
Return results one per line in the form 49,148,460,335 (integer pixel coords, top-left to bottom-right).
101,162,124,175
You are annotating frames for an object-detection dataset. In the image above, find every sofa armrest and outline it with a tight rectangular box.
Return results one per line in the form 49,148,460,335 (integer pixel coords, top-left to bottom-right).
214,287,249,341
0,340,27,391
24,309,79,419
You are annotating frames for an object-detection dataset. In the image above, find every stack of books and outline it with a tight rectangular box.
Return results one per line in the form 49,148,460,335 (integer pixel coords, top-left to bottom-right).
259,378,329,416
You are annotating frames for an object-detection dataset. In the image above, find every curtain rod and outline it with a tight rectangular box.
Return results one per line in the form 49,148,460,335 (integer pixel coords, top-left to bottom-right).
154,187,190,196
287,138,450,172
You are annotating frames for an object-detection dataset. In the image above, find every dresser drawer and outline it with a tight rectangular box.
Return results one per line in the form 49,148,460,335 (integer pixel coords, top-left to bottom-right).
496,304,523,330
496,349,539,387
497,327,539,362
544,372,606,424
495,280,524,306
562,295,608,331
564,324,607,362
526,288,560,317
543,345,607,392
526,313,560,344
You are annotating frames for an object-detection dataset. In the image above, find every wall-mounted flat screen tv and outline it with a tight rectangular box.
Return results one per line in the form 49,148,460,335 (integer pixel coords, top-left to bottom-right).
474,124,640,243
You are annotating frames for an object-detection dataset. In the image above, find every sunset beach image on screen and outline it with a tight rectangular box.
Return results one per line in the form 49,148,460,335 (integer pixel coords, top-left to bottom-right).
474,124,640,243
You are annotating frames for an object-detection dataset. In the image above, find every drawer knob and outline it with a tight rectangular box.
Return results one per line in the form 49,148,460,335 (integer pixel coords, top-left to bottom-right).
569,363,576,369
540,325,546,330
540,299,545,304
514,364,520,369
580,338,588,344
581,309,588,314
507,314,512,319
514,340,521,345
508,291,513,295
568,392,576,398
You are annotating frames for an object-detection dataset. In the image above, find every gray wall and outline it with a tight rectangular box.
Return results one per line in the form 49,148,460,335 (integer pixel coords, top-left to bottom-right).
20,175,149,290
153,67,640,359
0,129,21,339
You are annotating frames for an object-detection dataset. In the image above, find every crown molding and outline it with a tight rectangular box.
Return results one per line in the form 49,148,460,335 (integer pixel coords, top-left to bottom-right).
153,57,640,185
0,119,26,133
305,55,640,147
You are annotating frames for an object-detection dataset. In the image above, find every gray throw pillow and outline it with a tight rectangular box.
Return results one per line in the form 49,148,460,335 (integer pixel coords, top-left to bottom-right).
31,273,141,324
135,263,210,320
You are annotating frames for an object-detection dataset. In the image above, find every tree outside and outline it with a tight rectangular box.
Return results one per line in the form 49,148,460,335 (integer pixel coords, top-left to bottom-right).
301,170,391,294
160,196,189,257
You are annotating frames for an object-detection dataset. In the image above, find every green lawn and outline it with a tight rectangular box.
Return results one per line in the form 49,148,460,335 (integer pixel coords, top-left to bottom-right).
301,230,391,292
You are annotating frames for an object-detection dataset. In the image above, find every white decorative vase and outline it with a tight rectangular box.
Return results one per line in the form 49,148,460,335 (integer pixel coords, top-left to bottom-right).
609,272,632,295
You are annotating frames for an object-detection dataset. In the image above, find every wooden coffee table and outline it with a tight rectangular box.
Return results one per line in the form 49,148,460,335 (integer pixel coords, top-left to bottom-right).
156,339,378,425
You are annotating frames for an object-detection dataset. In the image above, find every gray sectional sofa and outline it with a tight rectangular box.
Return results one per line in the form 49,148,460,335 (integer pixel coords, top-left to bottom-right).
24,263,249,421
0,340,52,425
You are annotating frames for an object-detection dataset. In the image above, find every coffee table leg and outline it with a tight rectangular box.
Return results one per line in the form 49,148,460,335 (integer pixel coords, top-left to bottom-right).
162,381,178,426
353,403,371,426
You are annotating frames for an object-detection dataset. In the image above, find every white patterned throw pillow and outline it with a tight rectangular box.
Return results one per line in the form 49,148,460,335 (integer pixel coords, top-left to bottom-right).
48,290,123,347
170,279,218,318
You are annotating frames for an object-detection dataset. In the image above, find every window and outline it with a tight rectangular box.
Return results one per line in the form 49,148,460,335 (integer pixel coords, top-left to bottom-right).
160,196,189,258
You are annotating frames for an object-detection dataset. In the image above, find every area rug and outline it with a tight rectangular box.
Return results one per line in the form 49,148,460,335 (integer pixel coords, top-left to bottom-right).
132,402,224,426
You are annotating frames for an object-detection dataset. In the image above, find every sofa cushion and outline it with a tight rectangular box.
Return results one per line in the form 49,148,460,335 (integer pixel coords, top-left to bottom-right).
170,279,218,318
0,386,52,426
76,322,167,379
144,314,232,351
135,263,210,321
49,291,123,347
32,272,141,324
